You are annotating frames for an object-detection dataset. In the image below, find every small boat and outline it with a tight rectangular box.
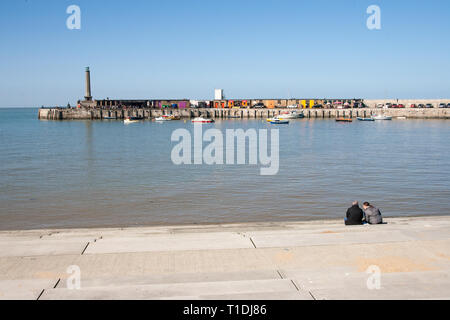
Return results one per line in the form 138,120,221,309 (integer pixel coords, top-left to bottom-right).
192,117,215,123
397,116,407,120
336,118,353,122
357,117,375,121
278,111,305,119
124,117,141,124
155,116,172,121
267,116,289,124
165,114,181,120
372,115,392,120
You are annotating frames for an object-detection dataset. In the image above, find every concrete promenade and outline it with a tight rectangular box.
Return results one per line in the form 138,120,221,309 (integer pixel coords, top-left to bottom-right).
0,216,449,300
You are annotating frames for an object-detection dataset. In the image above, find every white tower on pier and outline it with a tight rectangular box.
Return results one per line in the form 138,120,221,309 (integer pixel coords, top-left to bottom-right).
214,89,224,100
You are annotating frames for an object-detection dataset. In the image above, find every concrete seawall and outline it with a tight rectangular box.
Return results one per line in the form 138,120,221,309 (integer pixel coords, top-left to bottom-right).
39,107,450,120
1,216,449,300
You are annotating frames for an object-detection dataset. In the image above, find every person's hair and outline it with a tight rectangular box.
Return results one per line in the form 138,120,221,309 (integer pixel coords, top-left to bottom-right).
363,202,370,207
352,201,359,206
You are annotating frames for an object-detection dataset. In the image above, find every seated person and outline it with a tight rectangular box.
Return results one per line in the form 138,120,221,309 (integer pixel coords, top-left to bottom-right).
362,202,383,224
345,201,364,225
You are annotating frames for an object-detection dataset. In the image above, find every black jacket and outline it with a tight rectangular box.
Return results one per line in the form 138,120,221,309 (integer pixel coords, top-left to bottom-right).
345,204,364,225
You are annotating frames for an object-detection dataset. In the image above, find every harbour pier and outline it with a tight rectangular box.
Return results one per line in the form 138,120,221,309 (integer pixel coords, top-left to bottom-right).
38,68,450,120
38,106,450,120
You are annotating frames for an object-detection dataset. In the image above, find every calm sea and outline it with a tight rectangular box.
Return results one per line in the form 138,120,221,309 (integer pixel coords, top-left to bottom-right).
0,108,449,230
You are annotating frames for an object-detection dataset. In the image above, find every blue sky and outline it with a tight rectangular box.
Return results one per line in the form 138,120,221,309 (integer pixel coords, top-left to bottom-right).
0,0,449,107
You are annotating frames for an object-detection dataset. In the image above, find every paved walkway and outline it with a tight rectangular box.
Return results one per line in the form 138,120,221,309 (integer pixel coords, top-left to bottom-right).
0,216,449,300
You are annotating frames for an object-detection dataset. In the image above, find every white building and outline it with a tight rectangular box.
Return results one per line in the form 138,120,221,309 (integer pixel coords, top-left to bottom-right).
214,89,224,100
189,100,199,107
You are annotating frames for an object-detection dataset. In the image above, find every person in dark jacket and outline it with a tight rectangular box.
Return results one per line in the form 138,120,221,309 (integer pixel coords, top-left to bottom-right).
345,201,365,225
363,202,383,224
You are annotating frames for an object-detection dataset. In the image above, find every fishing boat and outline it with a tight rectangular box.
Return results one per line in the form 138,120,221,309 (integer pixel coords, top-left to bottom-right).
167,115,181,120
155,116,172,121
191,117,215,123
278,111,305,119
357,117,375,121
124,116,141,124
336,117,353,122
372,114,392,120
267,116,289,124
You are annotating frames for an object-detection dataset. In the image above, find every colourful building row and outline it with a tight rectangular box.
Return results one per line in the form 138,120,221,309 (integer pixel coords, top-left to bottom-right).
90,98,363,109
213,99,360,109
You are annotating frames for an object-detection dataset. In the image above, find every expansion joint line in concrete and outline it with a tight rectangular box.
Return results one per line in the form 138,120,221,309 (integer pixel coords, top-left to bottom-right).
53,278,61,289
249,237,257,248
36,278,60,300
290,279,300,291
289,279,316,300
36,289,45,301
276,270,284,279
81,242,90,255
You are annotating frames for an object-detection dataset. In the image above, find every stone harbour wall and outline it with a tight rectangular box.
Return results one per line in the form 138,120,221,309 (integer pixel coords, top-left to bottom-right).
38,107,450,120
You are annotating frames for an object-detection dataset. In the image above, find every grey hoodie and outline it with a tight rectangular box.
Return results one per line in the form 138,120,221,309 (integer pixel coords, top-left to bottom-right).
364,206,383,224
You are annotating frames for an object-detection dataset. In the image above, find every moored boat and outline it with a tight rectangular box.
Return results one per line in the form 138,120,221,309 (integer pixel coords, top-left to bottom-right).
372,115,392,120
278,111,305,119
124,116,142,124
336,117,353,122
357,117,375,121
267,116,289,124
192,117,215,123
155,116,172,121
166,115,181,120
